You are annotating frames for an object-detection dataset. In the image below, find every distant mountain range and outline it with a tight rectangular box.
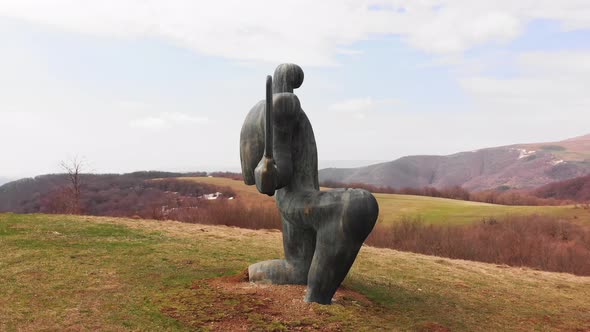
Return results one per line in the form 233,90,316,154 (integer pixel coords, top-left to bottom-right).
0,177,12,186
319,134,590,191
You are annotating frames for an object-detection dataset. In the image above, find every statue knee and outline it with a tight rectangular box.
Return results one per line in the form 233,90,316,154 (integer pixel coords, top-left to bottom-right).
342,189,379,240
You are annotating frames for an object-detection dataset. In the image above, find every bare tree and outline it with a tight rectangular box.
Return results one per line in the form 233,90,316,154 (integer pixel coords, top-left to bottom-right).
60,156,86,214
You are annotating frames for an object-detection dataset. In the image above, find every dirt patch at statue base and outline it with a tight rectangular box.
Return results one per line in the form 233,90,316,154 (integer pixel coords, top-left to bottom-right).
161,270,377,331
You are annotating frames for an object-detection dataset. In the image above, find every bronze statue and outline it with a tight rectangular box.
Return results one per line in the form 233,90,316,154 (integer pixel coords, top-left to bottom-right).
240,63,379,304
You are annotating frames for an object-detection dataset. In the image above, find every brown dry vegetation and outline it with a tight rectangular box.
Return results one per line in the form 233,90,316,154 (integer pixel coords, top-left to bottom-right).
163,177,281,230
168,199,281,230
534,174,590,202
366,215,590,276
207,171,244,181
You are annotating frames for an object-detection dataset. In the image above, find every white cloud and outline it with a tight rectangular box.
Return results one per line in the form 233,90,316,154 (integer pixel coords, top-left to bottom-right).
517,51,590,76
129,116,167,129
130,112,209,130
1,1,590,65
460,50,590,109
330,97,396,111
329,97,397,119
458,50,590,143
2,1,590,178
401,6,523,53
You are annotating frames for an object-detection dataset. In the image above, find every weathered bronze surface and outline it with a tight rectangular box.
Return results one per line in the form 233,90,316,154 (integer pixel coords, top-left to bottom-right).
240,63,379,304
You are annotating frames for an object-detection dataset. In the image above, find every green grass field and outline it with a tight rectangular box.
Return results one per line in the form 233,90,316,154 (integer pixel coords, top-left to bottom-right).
1,213,589,331
181,177,590,225
372,192,589,225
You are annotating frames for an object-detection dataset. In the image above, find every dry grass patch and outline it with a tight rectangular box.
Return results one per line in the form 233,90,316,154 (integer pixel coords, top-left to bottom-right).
1,213,589,331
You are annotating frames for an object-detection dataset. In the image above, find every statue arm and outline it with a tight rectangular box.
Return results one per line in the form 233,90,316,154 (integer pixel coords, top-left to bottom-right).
240,101,265,186
253,93,299,195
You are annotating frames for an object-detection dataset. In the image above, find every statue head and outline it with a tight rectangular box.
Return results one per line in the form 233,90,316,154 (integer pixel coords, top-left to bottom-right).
273,63,304,93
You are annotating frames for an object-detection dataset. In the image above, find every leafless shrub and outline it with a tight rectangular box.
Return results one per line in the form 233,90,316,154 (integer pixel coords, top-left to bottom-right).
366,215,590,276
167,199,281,230
59,156,86,214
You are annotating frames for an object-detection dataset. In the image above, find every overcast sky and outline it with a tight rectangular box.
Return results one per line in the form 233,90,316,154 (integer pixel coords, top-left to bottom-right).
1,1,589,178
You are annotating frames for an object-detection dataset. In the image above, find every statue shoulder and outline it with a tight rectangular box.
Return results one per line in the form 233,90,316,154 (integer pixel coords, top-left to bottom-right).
273,92,301,122
242,100,265,126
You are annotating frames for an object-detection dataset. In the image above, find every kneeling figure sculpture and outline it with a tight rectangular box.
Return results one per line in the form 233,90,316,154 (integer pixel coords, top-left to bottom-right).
240,63,379,304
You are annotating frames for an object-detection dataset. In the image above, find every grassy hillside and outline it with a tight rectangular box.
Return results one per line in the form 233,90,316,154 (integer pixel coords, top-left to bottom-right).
1,213,589,331
180,177,590,225
373,192,588,225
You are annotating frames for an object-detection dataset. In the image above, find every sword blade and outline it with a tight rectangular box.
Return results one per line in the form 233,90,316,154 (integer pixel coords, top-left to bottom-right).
264,75,273,158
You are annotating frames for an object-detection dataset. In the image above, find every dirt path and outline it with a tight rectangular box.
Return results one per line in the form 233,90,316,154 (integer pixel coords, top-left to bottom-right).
162,270,388,331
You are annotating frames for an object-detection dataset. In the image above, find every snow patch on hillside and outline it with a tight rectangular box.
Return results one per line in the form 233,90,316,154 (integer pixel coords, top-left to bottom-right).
511,148,536,159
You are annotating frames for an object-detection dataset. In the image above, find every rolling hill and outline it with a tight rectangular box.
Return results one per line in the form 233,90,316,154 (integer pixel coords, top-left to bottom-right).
319,134,590,191
1,213,588,331
2,174,588,226
181,177,590,225
0,172,214,214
